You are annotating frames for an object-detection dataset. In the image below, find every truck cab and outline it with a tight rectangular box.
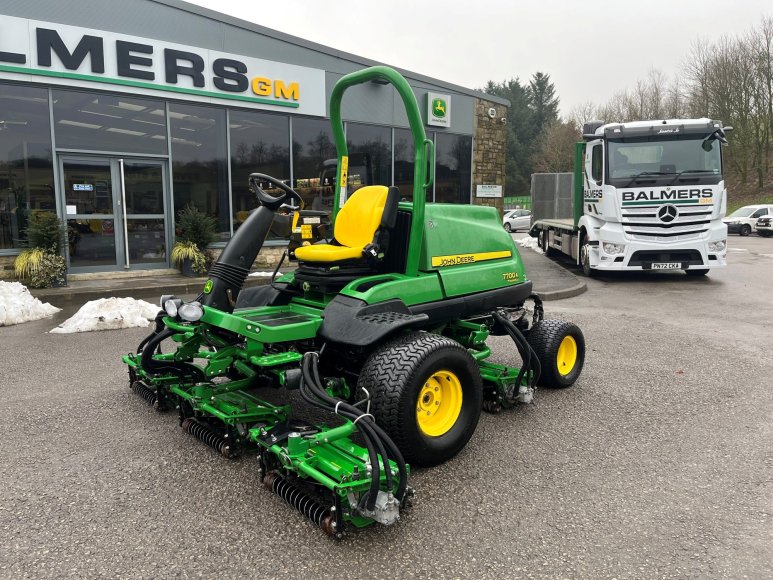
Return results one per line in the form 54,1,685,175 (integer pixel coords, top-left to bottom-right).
532,118,731,276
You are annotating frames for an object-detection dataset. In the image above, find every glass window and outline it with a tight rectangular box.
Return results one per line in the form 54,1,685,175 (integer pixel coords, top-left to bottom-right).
393,128,415,202
591,144,603,183
434,133,471,204
0,84,55,249
170,103,230,240
52,91,167,155
229,110,290,237
292,117,336,214
346,123,391,194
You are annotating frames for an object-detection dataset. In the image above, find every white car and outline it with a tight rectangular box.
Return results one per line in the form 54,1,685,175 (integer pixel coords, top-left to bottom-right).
756,214,773,237
722,204,773,236
503,209,531,232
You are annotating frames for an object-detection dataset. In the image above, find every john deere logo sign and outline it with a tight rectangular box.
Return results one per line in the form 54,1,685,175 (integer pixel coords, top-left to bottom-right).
432,98,447,118
427,92,451,127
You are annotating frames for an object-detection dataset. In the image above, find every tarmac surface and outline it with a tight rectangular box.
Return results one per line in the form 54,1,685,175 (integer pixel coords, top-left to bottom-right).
28,236,585,308
2,237,770,578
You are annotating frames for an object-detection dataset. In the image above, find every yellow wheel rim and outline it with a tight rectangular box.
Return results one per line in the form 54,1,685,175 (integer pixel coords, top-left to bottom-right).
556,335,578,376
416,370,463,437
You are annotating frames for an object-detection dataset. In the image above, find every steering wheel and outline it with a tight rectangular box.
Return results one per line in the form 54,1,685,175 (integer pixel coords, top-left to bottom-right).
248,173,305,212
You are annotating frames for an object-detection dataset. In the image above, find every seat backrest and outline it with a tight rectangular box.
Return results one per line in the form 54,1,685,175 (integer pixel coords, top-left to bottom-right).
335,185,395,248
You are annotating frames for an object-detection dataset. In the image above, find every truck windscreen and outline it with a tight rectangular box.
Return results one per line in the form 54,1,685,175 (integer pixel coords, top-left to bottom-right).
607,138,722,186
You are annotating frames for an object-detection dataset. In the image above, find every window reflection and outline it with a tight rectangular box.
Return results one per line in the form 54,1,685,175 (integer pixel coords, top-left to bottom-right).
52,91,167,155
394,128,416,202
229,110,290,238
346,123,391,194
170,104,230,240
435,133,472,203
292,117,336,213
0,83,55,249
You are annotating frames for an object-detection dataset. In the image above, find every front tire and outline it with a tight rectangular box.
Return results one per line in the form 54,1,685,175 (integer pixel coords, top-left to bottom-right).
740,224,752,236
527,319,585,388
359,332,483,467
504,222,512,232
580,240,595,277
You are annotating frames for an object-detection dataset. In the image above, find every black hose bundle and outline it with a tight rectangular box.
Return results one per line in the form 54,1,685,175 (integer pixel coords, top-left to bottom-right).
493,310,542,396
298,352,408,511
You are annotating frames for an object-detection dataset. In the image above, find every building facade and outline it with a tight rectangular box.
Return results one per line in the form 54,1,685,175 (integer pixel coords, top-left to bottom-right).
0,0,509,276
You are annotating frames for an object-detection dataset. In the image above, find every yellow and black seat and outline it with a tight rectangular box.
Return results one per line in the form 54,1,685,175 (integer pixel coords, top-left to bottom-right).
294,185,399,288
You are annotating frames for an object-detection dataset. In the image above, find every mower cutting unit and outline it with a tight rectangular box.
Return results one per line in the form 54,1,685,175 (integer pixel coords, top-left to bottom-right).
124,66,586,537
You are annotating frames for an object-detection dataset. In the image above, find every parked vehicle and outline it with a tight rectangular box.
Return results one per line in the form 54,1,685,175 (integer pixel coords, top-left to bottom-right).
755,214,773,237
722,204,773,236
503,209,531,232
529,119,731,277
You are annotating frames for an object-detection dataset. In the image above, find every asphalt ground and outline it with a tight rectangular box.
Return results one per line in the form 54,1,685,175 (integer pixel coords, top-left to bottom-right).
1,236,771,578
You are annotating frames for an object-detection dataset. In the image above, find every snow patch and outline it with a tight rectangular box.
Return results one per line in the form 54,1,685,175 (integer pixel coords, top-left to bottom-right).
518,236,543,254
0,281,60,326
50,297,159,334
247,271,275,277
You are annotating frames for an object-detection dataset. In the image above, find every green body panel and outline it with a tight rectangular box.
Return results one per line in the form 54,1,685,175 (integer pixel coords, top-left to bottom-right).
418,204,528,297
339,272,445,306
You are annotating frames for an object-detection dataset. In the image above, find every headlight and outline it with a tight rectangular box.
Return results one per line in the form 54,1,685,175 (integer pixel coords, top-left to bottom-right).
178,301,204,322
163,298,182,317
709,240,726,252
602,242,625,255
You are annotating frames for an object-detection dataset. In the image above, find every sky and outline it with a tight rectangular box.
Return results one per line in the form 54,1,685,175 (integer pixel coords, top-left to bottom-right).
182,0,771,116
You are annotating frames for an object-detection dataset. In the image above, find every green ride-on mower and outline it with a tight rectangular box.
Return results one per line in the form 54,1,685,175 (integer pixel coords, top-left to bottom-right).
124,66,585,538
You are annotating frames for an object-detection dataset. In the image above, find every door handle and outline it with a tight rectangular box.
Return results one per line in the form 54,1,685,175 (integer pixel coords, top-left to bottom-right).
119,159,130,269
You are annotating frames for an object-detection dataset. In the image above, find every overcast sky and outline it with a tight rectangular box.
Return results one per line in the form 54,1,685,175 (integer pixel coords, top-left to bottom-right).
184,0,771,116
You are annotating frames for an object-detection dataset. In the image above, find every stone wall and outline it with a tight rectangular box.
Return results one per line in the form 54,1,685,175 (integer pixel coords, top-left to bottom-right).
472,98,508,215
0,255,16,280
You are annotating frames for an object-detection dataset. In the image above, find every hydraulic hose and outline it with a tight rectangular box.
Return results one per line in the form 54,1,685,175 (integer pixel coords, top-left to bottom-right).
299,352,409,509
493,310,542,393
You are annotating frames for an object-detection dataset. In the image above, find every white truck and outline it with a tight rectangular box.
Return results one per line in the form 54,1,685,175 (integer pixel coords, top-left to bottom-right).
529,119,731,276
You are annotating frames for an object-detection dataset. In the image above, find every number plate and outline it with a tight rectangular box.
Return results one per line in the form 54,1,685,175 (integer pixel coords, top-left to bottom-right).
650,262,682,270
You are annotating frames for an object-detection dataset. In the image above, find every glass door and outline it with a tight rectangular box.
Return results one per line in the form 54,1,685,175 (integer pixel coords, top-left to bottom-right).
61,156,168,272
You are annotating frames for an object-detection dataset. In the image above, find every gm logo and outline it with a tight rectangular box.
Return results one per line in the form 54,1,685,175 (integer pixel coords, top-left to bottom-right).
432,98,447,118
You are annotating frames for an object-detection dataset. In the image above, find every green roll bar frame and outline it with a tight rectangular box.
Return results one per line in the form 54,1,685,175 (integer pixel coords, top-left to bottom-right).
329,66,434,277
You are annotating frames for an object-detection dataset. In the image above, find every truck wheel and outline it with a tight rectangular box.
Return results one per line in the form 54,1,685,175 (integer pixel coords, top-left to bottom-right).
580,241,595,277
359,332,483,467
740,224,752,236
540,230,553,257
527,319,585,388
685,269,709,276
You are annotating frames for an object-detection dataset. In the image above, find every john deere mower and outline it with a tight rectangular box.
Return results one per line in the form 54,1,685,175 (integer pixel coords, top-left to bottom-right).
124,66,585,537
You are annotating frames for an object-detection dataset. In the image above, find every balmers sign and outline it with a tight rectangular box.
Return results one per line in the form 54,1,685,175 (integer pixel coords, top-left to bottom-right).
621,188,714,206
0,16,326,116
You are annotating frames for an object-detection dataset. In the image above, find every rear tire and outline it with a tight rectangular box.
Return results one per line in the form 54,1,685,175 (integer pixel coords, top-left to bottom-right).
527,319,585,388
685,268,709,276
740,224,752,236
359,332,483,467
540,229,553,257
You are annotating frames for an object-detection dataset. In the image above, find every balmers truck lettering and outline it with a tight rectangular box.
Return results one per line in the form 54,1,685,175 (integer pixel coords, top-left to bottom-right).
621,189,713,202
